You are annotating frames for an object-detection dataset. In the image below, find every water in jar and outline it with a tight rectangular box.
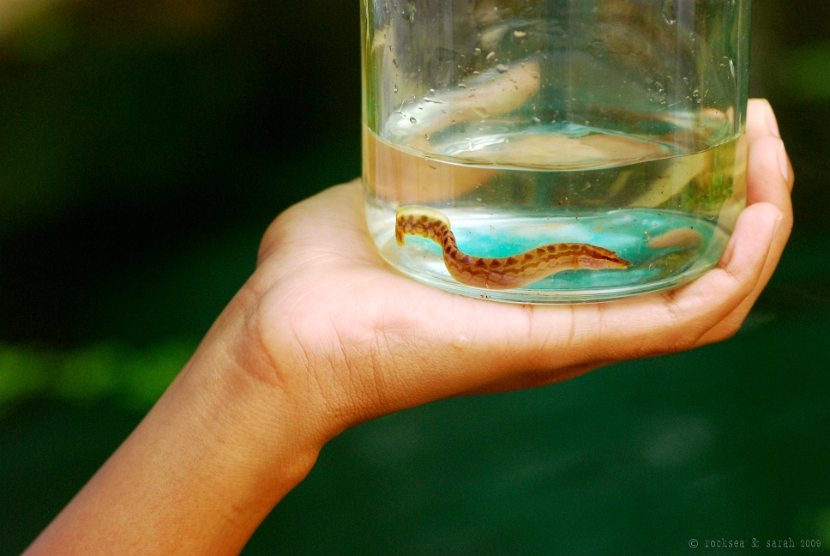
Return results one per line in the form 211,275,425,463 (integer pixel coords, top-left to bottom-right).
361,0,750,303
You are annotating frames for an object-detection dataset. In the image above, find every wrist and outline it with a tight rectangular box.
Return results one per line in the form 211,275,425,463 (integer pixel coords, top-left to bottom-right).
26,286,323,555
164,284,326,538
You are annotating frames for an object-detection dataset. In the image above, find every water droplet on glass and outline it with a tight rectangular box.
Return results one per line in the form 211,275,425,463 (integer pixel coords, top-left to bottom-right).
410,117,418,124
495,64,509,73
403,1,417,23
662,0,677,24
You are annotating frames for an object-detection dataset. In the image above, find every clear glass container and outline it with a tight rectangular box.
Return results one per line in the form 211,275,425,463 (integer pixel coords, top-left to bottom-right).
361,0,750,303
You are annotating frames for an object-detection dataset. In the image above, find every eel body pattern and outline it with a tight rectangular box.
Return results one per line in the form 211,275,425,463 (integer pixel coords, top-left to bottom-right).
395,206,632,290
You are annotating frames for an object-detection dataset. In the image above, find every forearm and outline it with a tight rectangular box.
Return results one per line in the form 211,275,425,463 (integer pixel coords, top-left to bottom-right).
24,290,321,556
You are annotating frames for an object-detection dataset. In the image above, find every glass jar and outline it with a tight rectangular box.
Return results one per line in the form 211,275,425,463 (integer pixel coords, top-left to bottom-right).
361,0,751,303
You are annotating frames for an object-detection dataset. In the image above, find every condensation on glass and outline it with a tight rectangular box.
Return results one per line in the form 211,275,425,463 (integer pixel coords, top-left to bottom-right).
361,0,751,303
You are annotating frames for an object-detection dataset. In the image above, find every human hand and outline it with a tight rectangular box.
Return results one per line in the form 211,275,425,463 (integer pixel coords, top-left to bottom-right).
246,99,793,444
25,100,792,555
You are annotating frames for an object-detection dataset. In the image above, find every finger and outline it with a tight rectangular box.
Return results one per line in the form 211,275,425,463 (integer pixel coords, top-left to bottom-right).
747,137,794,209
695,136,793,344
368,193,777,396
251,179,395,301
744,131,793,268
257,180,371,264
373,96,789,399
614,202,780,355
694,201,786,346
747,99,780,144
411,133,787,392
430,201,781,393
747,99,794,194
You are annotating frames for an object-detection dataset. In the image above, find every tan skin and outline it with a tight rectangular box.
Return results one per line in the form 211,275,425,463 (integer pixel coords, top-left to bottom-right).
25,100,793,555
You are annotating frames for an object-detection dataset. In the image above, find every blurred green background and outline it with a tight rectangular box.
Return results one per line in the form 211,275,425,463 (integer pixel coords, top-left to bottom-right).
1,1,828,554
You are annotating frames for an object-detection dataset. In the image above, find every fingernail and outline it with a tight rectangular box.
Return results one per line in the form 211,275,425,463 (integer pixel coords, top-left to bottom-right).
766,109,781,138
777,141,789,182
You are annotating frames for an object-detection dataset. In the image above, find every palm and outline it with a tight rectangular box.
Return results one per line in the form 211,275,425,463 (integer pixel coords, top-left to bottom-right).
251,100,792,427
